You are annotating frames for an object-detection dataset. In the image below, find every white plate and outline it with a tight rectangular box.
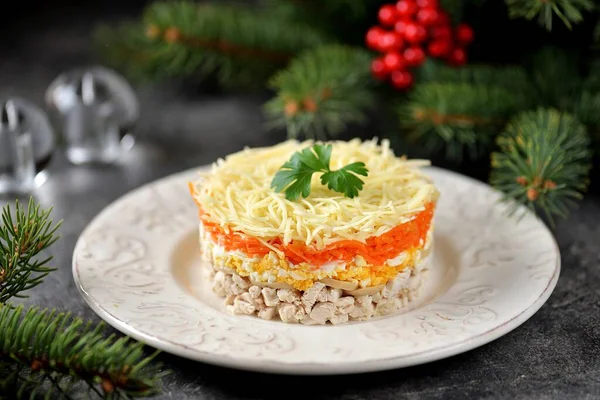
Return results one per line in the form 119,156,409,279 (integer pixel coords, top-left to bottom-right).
72,166,560,375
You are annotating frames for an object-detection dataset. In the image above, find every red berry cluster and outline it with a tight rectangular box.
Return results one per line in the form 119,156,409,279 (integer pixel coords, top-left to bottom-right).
366,0,474,90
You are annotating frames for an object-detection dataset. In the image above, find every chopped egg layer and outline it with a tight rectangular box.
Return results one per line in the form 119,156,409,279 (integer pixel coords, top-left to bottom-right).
200,224,433,291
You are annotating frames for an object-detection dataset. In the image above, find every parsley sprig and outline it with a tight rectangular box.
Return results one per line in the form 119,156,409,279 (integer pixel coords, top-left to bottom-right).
271,144,369,201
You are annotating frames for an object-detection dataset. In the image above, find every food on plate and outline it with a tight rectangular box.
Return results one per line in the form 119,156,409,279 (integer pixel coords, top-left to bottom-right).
188,138,439,325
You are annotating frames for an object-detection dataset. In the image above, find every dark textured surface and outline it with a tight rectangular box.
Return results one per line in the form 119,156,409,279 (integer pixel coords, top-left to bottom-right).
2,5,600,400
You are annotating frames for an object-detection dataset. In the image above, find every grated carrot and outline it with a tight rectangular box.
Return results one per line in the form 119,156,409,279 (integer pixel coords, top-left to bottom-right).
196,203,434,267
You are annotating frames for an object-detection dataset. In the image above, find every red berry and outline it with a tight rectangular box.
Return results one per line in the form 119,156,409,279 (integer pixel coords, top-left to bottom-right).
378,5,398,26
427,39,453,57
394,20,409,36
371,58,388,80
391,70,414,90
403,46,426,66
447,47,467,66
383,52,406,70
378,31,403,52
455,23,474,45
430,25,452,40
416,0,439,8
416,7,441,25
403,22,427,43
366,27,384,50
396,0,418,18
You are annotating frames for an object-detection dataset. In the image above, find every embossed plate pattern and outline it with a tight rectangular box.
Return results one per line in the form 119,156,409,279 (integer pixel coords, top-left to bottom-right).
72,166,560,375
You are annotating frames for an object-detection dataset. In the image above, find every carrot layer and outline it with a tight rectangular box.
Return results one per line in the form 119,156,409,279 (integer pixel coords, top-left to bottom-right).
189,182,434,267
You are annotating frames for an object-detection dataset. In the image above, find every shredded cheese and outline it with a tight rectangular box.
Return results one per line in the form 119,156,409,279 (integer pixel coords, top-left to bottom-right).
190,138,439,249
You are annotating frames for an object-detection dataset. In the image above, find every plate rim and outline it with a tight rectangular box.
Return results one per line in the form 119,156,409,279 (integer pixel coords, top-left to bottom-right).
72,165,561,375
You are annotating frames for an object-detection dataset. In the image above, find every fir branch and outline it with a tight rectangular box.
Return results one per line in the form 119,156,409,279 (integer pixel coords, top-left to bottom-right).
94,1,332,88
417,61,533,94
0,305,167,399
397,82,531,162
528,47,582,109
505,0,594,30
0,199,60,304
264,45,374,139
490,108,592,225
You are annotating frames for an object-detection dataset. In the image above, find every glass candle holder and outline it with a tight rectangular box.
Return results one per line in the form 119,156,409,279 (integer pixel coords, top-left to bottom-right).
0,98,54,195
45,66,139,165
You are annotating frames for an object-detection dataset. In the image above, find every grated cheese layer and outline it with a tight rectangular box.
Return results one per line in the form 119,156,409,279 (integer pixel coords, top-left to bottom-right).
189,138,440,249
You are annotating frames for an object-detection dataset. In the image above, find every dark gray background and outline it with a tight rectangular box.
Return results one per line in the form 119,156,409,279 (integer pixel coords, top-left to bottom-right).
2,2,600,399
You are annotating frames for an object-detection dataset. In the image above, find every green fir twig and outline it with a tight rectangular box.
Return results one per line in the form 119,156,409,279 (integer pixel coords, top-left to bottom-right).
490,108,592,226
0,199,167,399
505,0,595,30
0,305,167,399
94,1,332,88
0,199,60,304
264,45,374,139
397,81,532,162
528,47,582,110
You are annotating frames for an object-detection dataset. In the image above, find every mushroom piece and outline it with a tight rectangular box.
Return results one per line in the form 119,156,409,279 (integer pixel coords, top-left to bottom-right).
249,280,294,290
319,277,358,291
344,284,385,296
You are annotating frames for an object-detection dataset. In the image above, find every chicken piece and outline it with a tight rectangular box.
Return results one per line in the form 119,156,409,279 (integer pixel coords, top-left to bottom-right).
248,285,262,299
350,295,374,319
231,294,256,315
238,292,256,307
375,298,397,315
300,317,320,325
254,295,265,308
371,292,383,304
330,312,349,325
258,306,277,320
334,296,356,314
212,271,226,297
277,303,305,323
225,274,245,295
327,288,343,303
261,287,280,307
309,302,336,324
301,282,326,310
232,274,249,289
316,287,328,303
277,288,301,303
381,270,410,298
224,294,235,306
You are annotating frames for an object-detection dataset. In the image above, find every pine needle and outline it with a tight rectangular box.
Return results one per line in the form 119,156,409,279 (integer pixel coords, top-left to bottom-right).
0,305,167,399
264,45,375,140
505,0,595,30
0,200,167,399
397,81,532,162
490,108,592,226
94,1,332,88
0,199,61,304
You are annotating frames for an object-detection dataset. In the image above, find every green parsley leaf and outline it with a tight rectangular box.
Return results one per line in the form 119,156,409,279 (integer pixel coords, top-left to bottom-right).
270,144,369,200
320,162,368,198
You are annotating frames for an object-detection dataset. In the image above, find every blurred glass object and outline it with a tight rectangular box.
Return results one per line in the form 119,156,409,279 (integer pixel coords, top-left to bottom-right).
45,66,139,164
0,98,54,195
